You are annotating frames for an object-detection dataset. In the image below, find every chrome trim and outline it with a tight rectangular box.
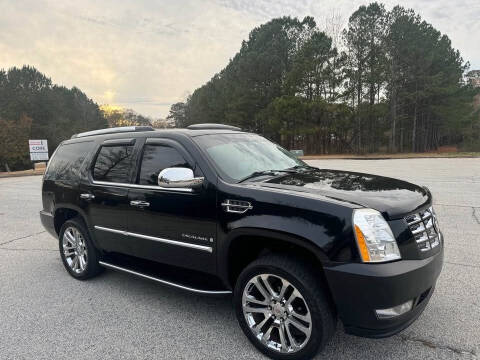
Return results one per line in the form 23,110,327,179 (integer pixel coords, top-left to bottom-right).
98,261,231,295
405,206,441,252
94,225,212,253
158,167,204,188
411,226,425,235
80,193,95,200
130,200,150,208
91,180,193,193
221,199,253,214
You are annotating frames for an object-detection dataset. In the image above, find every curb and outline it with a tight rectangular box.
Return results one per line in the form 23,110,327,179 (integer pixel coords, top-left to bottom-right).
0,170,45,179
300,155,480,160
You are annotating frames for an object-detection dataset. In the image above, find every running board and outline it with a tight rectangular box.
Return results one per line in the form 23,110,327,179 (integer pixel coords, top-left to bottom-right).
99,261,232,295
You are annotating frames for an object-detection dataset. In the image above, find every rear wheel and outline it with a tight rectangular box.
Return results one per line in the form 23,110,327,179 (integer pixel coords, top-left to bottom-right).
59,217,102,280
234,254,335,360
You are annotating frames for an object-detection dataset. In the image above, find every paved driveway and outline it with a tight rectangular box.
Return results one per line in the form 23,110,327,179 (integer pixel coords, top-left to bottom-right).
0,158,479,359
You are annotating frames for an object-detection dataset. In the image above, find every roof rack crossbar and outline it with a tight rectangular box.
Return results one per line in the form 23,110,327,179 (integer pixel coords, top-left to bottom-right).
186,123,241,131
71,126,155,139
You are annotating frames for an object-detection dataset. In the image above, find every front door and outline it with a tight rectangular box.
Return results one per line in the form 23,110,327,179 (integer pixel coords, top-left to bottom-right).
126,139,217,274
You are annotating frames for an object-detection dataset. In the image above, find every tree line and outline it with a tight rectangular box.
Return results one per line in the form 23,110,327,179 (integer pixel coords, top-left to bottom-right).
0,66,107,170
0,66,170,171
167,3,480,154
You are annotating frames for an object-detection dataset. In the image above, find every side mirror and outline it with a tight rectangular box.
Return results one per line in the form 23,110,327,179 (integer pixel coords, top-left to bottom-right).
158,167,204,189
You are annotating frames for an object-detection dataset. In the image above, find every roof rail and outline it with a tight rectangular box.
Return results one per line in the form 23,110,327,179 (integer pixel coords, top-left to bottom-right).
186,123,241,131
71,126,155,139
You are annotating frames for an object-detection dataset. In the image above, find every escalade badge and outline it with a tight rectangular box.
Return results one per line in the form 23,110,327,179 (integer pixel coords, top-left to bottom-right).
181,234,214,243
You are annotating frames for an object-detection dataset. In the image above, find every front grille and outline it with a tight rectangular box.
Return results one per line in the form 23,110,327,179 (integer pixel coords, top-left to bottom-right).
405,206,441,252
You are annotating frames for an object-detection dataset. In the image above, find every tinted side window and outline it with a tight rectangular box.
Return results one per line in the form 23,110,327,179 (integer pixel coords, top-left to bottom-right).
138,145,189,185
93,145,134,183
45,141,94,181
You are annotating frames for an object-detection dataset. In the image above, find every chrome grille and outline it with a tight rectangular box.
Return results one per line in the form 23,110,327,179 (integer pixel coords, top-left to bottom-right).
405,206,441,252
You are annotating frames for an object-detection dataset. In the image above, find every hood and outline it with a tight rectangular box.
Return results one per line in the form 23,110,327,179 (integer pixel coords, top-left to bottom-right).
255,168,430,219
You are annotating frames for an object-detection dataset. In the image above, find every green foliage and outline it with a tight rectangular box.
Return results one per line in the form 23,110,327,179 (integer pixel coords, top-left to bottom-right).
101,106,152,128
167,3,478,155
0,65,108,170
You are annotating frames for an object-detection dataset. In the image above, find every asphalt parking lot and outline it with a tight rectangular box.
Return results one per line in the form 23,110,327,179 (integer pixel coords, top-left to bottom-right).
0,158,479,360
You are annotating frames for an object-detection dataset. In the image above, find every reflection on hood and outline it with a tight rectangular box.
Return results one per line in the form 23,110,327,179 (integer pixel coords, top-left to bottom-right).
261,169,429,219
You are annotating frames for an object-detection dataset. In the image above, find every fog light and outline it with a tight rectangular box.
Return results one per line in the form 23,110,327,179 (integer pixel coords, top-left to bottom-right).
375,300,413,319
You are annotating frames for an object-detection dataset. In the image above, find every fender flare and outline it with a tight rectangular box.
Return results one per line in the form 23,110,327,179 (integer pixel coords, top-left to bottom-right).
219,227,330,288
53,203,100,248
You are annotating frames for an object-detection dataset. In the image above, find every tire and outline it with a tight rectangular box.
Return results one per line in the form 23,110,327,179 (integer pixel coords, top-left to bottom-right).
234,254,336,360
59,216,103,280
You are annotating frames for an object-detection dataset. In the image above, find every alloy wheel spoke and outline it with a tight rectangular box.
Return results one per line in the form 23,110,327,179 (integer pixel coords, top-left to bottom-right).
74,229,82,243
286,318,310,336
245,294,269,306
71,256,79,271
284,323,298,349
260,275,277,297
64,250,75,257
290,310,310,323
244,305,270,315
278,281,289,300
285,289,299,307
253,313,271,333
253,277,271,301
79,256,85,270
279,323,288,351
65,230,76,245
261,324,274,344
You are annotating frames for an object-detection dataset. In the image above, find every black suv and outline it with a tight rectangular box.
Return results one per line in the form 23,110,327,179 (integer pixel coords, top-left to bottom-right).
40,124,443,360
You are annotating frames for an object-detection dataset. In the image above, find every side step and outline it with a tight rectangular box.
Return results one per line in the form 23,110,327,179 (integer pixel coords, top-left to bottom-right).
99,261,232,295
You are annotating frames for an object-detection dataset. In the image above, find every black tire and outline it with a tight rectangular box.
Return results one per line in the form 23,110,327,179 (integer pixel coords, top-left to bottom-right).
234,254,336,360
58,216,103,280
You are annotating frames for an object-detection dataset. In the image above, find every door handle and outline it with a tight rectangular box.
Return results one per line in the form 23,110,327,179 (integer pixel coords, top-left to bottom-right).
80,193,95,200
130,200,150,208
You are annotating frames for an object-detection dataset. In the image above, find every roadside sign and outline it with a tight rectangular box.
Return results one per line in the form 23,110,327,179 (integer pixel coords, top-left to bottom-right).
29,140,49,161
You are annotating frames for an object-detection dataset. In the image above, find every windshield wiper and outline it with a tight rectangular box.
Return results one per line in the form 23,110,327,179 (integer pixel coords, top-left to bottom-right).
287,165,315,171
238,169,296,183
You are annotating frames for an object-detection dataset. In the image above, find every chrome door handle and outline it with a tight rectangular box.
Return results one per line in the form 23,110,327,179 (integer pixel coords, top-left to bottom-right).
80,193,95,200
130,200,150,208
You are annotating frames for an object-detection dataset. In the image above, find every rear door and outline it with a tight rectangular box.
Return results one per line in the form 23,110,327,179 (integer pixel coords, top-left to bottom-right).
126,138,217,274
80,138,139,253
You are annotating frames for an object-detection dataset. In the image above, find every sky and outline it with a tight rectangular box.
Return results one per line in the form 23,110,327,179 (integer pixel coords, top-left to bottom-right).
1,0,479,118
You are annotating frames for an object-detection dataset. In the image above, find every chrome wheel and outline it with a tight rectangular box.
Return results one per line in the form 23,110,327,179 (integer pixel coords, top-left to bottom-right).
62,226,88,274
242,274,312,354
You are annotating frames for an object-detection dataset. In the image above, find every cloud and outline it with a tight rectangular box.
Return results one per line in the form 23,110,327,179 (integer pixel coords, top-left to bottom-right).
0,0,478,118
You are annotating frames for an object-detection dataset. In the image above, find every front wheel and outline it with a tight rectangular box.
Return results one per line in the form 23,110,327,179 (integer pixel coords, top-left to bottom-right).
234,254,336,360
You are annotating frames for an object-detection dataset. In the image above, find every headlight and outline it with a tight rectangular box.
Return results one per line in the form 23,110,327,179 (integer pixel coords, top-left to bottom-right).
353,208,401,263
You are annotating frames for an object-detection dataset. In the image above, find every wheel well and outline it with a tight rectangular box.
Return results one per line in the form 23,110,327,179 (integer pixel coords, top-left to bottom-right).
54,208,80,235
227,235,327,288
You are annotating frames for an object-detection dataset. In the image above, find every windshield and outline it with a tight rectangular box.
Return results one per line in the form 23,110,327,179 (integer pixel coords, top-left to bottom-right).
194,133,305,182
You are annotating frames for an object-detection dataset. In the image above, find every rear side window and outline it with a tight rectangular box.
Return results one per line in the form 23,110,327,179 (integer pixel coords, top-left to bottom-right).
44,141,94,181
138,145,189,185
93,145,134,183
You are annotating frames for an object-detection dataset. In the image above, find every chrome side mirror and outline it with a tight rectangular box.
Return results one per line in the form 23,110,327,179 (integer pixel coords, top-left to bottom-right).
158,167,204,189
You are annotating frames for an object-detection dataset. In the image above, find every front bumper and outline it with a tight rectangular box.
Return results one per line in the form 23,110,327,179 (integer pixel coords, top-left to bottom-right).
323,244,444,338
